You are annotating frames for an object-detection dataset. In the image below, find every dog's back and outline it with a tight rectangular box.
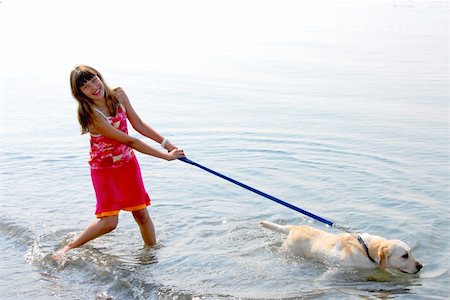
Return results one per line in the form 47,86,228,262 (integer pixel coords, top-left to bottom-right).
260,221,369,265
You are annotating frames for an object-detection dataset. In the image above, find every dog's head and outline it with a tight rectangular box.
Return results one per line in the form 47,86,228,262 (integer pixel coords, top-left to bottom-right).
377,239,422,274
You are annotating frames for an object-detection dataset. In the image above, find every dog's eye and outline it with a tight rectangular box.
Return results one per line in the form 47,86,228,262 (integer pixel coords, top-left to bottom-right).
402,253,409,259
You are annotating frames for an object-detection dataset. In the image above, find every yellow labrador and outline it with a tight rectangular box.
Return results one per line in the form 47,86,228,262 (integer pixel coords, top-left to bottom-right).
260,221,422,274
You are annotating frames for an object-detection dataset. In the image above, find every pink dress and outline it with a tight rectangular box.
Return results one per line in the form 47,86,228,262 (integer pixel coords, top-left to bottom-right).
89,105,150,218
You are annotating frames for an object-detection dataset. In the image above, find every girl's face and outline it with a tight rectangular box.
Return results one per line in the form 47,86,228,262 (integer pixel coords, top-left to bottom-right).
81,76,105,101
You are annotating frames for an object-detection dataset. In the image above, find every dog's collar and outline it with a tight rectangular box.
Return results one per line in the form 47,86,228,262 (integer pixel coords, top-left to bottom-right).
357,235,376,264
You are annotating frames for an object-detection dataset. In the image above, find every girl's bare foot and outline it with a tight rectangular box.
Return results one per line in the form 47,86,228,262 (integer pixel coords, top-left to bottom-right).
52,245,70,261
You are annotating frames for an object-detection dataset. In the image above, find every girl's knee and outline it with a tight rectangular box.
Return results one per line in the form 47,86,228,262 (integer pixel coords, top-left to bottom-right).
101,216,118,232
132,209,150,225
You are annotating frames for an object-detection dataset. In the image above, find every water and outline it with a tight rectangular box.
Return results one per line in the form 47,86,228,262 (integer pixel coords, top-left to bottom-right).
1,0,448,299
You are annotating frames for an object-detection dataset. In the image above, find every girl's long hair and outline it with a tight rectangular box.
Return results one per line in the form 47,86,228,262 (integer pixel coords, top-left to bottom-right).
70,65,120,134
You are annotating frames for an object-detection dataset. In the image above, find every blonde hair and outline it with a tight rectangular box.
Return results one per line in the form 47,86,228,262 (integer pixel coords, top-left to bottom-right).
70,65,120,134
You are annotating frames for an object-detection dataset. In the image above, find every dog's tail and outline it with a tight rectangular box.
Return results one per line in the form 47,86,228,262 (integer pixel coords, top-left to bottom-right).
260,221,292,235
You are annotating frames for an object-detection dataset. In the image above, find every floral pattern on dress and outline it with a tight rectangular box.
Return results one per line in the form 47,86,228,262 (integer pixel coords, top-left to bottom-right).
89,105,134,169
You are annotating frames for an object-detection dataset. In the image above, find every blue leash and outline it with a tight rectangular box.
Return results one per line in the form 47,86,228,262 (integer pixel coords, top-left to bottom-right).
179,157,335,227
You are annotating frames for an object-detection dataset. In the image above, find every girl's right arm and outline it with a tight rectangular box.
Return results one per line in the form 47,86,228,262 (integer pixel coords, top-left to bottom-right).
91,114,185,161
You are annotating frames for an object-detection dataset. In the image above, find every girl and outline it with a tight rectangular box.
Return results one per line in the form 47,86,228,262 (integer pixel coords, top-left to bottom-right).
55,65,185,257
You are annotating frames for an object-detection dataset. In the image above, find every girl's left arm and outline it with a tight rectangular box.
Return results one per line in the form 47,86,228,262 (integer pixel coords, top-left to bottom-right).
115,87,177,151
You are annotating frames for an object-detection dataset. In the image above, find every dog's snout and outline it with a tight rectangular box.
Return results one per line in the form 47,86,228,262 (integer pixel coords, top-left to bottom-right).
416,262,423,272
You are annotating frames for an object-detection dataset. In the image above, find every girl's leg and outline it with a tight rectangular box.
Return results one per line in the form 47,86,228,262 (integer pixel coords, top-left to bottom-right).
132,208,156,246
54,215,119,258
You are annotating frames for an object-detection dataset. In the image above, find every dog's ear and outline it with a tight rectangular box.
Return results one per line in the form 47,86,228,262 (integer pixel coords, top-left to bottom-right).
378,245,391,270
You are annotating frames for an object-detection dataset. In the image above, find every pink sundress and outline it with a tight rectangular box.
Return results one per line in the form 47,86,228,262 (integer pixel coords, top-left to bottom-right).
89,105,150,218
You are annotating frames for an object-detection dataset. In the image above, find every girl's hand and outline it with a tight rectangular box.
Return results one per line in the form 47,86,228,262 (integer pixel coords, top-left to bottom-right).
166,148,185,161
165,141,177,152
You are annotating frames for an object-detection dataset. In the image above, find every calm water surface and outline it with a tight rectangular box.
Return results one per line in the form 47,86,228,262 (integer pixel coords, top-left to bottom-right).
0,0,448,299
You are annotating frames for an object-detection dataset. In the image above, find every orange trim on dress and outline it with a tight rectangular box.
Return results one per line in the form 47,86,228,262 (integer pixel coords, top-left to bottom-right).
123,203,148,211
96,203,150,218
96,210,120,218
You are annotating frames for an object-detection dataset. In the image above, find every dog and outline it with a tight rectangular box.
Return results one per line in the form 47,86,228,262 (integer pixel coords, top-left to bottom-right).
260,221,422,274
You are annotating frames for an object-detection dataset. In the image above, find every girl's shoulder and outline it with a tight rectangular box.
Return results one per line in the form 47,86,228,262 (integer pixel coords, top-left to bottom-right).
113,87,132,110
113,86,126,104
113,87,128,114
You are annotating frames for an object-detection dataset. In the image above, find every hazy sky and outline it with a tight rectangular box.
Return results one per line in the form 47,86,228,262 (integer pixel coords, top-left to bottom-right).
0,0,446,78
1,0,313,72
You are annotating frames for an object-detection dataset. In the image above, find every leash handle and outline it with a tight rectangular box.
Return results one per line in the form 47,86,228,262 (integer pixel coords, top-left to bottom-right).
178,157,334,227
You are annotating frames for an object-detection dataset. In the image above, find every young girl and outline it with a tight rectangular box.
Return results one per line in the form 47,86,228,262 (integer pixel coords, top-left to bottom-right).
55,65,185,257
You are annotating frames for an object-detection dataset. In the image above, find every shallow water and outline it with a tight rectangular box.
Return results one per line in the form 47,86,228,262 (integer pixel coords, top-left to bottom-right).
1,0,449,299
